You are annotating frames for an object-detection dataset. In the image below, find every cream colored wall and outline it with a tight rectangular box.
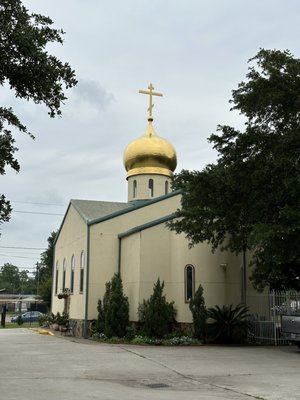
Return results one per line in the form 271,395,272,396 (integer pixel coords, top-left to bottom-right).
120,222,242,323
55,193,244,325
52,205,87,320
86,194,182,319
120,234,141,321
127,174,172,201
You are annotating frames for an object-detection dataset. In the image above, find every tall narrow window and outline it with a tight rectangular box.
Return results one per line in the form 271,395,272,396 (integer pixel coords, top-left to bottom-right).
165,180,169,195
70,255,75,294
184,265,195,302
55,261,59,295
62,258,66,291
80,251,85,293
148,178,154,197
133,180,137,198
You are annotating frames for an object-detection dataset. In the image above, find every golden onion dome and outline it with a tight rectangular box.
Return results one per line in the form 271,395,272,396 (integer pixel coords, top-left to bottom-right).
124,117,177,178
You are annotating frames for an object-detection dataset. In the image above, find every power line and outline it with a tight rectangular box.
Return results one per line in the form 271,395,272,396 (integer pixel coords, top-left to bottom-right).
0,246,46,250
0,254,38,260
12,266,36,270
13,210,64,216
0,250,41,255
11,200,66,207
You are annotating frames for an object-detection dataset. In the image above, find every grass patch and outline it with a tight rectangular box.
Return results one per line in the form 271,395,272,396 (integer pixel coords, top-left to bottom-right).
2,322,40,329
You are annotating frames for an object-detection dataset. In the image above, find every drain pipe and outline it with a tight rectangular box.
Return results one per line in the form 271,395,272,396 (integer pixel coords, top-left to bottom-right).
117,236,122,274
84,225,90,338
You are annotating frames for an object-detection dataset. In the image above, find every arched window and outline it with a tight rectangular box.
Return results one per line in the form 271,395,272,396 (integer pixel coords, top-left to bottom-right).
148,178,154,197
165,180,169,195
70,255,75,294
184,265,195,302
62,258,66,291
55,261,59,295
133,180,137,198
80,251,85,293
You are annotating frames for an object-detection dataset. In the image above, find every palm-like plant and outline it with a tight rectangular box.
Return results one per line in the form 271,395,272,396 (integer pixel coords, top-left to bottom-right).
207,303,250,343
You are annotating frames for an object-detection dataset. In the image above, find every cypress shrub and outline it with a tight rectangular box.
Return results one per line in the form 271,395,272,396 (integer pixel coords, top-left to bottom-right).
102,273,129,338
189,284,207,341
138,278,176,338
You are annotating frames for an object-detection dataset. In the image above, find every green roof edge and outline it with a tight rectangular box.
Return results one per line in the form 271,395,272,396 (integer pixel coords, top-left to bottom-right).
118,213,176,239
88,190,182,226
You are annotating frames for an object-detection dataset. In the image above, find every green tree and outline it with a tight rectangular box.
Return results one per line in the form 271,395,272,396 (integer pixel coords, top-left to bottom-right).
169,49,300,291
189,285,207,341
0,263,20,292
101,274,129,338
0,262,34,293
37,231,57,306
138,278,176,338
0,0,77,225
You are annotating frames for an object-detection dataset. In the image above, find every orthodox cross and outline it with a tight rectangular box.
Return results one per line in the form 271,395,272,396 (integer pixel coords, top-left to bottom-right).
139,83,163,119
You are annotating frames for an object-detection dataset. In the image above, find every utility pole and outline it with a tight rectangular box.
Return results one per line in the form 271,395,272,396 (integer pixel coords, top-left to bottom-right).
36,262,40,296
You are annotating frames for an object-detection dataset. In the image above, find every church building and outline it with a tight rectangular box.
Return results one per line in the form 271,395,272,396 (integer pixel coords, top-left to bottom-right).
51,84,244,336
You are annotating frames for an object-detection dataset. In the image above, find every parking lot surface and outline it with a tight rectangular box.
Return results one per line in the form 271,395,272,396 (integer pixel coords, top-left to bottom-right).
0,329,299,399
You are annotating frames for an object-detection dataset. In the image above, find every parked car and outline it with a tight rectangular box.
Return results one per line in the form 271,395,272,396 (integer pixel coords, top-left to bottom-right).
11,311,44,323
281,314,300,349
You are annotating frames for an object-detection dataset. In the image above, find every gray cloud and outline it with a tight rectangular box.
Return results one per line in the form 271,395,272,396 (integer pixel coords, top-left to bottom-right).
2,0,300,272
72,79,114,111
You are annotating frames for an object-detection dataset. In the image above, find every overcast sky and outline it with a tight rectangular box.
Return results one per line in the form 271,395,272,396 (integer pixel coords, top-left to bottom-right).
1,0,300,277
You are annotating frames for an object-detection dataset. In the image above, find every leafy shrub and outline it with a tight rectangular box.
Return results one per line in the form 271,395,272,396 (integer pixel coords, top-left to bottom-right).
38,314,49,326
16,315,23,325
189,284,207,341
96,274,129,338
125,324,137,340
96,299,105,333
207,303,250,343
131,335,163,345
138,278,176,338
92,332,107,340
168,336,195,345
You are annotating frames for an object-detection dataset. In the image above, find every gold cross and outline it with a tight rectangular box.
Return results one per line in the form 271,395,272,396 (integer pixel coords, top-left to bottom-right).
139,83,163,119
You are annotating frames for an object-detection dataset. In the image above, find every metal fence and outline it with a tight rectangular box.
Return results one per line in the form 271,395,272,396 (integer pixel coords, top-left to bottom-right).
246,290,300,345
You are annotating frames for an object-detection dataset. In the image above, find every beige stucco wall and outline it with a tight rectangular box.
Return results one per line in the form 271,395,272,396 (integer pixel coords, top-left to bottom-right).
52,205,87,319
127,174,172,201
53,193,245,327
120,223,242,323
86,194,182,320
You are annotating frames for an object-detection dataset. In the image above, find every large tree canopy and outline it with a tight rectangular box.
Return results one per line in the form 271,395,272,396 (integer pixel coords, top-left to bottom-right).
169,49,300,291
0,0,77,225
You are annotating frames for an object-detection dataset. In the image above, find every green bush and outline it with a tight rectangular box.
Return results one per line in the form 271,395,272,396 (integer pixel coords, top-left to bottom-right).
97,274,129,338
189,284,207,341
138,278,176,338
96,299,105,333
131,335,163,345
16,315,23,325
207,303,250,343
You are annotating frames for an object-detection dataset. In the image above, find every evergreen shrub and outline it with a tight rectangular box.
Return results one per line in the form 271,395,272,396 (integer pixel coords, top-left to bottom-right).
138,278,176,338
97,273,129,338
189,284,207,341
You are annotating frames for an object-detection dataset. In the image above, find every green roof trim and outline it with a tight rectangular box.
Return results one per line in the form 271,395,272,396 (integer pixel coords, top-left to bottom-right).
54,190,182,245
118,213,176,239
88,190,181,226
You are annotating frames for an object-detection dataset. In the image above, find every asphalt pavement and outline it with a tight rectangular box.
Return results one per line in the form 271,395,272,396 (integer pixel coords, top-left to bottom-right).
0,328,299,400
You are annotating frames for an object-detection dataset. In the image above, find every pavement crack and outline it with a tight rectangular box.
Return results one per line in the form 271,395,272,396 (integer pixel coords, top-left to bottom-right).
118,346,267,399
